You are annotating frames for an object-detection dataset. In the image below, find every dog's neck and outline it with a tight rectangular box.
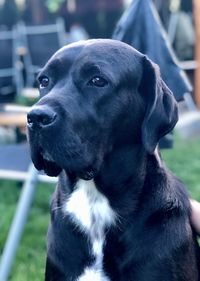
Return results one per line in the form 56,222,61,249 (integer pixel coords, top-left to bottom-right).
60,145,161,216
94,145,157,215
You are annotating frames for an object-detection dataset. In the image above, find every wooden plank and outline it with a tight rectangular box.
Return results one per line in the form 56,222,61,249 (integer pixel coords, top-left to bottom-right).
193,0,200,107
0,104,30,126
2,104,30,113
0,113,27,126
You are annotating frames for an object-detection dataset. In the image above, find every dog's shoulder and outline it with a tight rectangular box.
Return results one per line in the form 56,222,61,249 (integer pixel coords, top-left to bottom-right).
105,162,196,280
144,159,191,223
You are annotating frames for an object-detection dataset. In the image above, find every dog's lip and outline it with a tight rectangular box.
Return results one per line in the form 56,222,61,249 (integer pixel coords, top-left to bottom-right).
42,158,62,177
40,149,55,162
41,152,96,180
32,147,62,177
30,143,98,179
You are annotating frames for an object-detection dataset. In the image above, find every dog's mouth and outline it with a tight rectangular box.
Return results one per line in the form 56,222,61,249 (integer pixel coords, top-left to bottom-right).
31,146,96,179
32,147,62,177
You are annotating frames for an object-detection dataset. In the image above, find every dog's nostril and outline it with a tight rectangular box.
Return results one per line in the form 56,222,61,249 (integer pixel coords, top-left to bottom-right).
27,106,57,128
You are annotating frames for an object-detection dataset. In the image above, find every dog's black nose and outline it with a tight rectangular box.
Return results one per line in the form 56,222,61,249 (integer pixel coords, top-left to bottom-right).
27,106,57,128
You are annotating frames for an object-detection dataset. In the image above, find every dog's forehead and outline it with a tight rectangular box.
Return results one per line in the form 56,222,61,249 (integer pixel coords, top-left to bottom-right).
48,39,143,71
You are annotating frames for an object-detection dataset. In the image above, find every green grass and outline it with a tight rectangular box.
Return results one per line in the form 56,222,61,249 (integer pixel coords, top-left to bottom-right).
162,135,200,201
0,181,54,281
0,135,200,280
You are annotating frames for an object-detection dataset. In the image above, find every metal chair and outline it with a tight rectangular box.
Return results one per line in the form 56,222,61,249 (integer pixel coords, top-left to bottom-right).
0,28,23,103
17,18,66,87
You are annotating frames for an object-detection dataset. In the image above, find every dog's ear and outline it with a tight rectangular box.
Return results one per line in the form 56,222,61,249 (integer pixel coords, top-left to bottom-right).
139,56,178,154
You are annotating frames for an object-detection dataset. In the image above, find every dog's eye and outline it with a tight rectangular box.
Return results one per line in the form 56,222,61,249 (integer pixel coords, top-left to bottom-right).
89,76,108,87
39,76,49,89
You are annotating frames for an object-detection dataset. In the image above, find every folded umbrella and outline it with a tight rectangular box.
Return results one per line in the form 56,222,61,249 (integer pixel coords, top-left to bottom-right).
113,0,192,101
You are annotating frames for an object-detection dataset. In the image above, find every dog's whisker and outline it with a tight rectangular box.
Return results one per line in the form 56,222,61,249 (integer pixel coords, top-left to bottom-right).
52,206,62,212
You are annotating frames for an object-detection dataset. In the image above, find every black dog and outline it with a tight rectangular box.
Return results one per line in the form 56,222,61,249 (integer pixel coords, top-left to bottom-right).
27,39,200,281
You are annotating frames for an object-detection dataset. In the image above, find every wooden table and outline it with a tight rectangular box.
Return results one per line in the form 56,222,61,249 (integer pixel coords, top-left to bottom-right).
0,104,30,127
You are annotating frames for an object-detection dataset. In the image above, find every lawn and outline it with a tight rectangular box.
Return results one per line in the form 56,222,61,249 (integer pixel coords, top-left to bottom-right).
0,135,200,280
0,181,54,281
162,135,200,201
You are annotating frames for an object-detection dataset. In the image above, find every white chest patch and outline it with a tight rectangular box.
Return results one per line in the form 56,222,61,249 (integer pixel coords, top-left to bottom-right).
64,179,116,281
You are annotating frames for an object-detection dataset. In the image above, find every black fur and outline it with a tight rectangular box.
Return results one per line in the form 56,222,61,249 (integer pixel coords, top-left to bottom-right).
27,39,200,281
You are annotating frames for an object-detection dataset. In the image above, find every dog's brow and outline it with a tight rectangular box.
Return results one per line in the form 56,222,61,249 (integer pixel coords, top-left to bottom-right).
39,58,69,79
48,58,64,71
81,63,101,74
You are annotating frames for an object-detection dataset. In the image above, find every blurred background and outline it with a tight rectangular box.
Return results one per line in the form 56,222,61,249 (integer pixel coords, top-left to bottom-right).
0,0,200,280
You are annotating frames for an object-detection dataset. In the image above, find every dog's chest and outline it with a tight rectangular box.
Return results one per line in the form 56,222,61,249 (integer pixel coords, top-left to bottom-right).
64,179,116,280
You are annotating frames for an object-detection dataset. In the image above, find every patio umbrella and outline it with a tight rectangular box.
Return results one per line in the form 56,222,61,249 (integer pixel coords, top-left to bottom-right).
113,0,192,102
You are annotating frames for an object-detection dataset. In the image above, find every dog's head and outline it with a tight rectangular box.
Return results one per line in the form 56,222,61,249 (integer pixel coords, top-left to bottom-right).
27,39,178,179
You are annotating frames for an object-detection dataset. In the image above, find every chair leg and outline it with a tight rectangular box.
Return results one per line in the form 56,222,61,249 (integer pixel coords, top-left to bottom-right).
0,164,38,281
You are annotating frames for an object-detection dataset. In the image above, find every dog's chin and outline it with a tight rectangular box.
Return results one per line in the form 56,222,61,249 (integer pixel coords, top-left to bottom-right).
35,158,62,177
42,159,62,177
31,146,98,179
31,151,62,177
61,155,100,180
77,169,95,181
